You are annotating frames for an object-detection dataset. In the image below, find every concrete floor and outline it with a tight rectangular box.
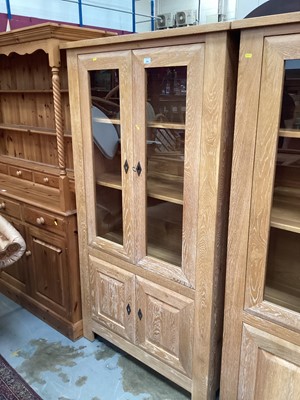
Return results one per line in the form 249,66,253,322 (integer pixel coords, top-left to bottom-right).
0,293,191,400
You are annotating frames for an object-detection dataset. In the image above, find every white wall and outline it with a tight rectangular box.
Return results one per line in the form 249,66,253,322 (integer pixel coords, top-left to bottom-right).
155,0,237,26
199,0,237,23
200,0,219,23
135,0,153,32
0,0,271,33
235,0,268,19
1,0,133,31
157,0,198,15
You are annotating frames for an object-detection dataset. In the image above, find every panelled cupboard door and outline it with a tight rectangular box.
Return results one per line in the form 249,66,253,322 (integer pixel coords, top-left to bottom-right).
135,276,194,378
238,325,300,400
28,226,69,317
89,256,135,342
77,51,135,262
132,44,204,289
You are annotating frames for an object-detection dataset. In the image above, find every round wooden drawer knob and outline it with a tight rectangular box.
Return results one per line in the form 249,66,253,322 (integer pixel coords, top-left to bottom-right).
36,217,45,225
0,202,6,209
16,170,22,176
25,250,32,257
43,177,49,183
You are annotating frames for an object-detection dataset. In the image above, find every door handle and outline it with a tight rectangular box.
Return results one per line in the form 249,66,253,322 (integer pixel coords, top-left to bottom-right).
132,162,142,176
138,308,143,320
123,160,129,174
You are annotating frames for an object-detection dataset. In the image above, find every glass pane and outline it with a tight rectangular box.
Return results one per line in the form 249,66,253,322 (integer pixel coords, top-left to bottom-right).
95,185,123,244
90,70,123,245
264,61,300,312
147,67,186,123
265,228,300,312
146,66,187,266
280,59,300,130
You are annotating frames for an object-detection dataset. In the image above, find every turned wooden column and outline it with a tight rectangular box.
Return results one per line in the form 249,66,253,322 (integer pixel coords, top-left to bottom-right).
52,66,66,176
52,66,72,211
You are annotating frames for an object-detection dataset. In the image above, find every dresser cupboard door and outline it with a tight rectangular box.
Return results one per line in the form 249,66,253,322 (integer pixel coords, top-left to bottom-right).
27,226,69,317
89,256,135,342
135,276,194,378
0,218,29,293
132,45,204,289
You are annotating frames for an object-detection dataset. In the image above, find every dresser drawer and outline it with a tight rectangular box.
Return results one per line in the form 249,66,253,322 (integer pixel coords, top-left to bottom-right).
34,172,59,188
9,166,33,181
0,163,8,174
24,206,65,235
0,196,21,219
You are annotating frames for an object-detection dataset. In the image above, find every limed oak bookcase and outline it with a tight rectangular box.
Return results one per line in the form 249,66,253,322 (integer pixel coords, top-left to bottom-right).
0,23,114,340
221,12,300,400
63,23,237,397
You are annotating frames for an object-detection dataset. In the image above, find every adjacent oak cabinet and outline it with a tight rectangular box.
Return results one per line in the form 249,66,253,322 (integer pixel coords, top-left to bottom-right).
0,24,114,340
63,23,237,398
221,13,300,400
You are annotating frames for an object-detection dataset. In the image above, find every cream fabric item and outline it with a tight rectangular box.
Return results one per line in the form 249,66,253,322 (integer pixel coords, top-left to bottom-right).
0,215,26,269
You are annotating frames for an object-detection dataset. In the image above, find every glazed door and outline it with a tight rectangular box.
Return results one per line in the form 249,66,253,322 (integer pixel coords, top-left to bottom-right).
77,51,135,261
132,44,204,288
238,35,300,397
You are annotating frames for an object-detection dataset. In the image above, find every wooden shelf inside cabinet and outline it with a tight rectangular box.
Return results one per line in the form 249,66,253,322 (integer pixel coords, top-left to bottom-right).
0,123,72,137
147,242,182,266
147,122,185,130
96,173,122,190
103,230,182,266
271,187,300,233
93,117,120,125
279,129,300,138
96,173,183,204
264,286,300,314
147,175,183,204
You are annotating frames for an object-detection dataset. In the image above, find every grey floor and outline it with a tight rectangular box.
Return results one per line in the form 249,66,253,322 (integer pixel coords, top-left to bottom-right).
0,293,192,400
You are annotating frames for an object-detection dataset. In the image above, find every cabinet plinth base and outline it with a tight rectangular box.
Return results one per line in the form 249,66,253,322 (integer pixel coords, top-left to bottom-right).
0,281,83,341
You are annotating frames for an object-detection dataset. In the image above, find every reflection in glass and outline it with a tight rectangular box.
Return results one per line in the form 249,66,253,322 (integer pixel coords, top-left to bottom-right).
146,66,187,124
265,60,300,311
90,69,123,244
95,185,123,244
146,66,187,266
265,228,300,312
90,70,120,119
147,199,182,265
280,60,300,131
